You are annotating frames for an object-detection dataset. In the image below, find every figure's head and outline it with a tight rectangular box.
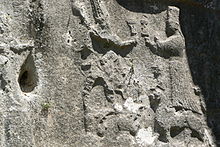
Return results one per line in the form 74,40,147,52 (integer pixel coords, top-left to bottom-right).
166,6,180,36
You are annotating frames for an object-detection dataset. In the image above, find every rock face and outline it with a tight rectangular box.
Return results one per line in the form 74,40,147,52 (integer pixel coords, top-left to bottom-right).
0,0,219,146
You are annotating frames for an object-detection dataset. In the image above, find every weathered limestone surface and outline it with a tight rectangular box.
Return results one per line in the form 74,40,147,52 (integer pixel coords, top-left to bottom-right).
0,0,219,146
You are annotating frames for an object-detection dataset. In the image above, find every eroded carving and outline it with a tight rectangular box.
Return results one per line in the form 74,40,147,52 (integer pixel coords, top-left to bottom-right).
126,19,138,36
89,0,110,30
88,0,137,57
144,6,185,58
90,30,137,57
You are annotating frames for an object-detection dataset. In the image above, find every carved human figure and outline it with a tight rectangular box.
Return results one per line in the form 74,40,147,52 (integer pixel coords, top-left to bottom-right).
145,6,185,58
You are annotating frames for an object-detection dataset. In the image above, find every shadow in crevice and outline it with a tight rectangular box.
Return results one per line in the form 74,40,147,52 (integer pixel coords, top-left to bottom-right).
179,5,220,145
115,0,167,14
92,77,114,103
116,0,220,145
18,53,38,93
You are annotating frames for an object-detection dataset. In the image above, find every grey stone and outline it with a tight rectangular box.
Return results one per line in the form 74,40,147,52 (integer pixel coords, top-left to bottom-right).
0,0,219,146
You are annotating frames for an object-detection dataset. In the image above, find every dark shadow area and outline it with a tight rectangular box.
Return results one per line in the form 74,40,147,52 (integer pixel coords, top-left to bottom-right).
92,77,114,103
154,119,169,142
116,0,220,145
116,0,167,14
18,53,38,93
0,74,7,91
80,46,93,60
170,126,185,138
179,4,220,145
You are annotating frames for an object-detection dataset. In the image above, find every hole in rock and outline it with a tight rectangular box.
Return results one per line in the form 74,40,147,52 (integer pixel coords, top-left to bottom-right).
191,128,203,142
80,47,92,60
0,27,4,34
129,130,136,136
97,132,104,137
170,126,185,138
149,95,160,112
81,64,91,71
154,120,168,142
18,54,38,92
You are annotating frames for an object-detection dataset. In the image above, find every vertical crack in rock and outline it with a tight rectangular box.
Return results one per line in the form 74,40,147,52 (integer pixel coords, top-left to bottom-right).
29,0,46,49
82,76,96,133
82,97,88,133
0,74,7,91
